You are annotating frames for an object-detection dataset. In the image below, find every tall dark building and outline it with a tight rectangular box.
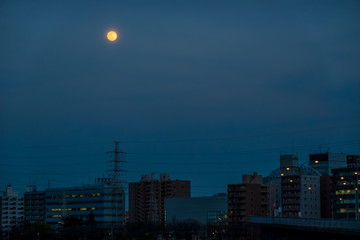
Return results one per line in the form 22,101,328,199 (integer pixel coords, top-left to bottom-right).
332,166,360,220
128,173,190,224
23,186,46,223
228,173,275,224
319,176,333,218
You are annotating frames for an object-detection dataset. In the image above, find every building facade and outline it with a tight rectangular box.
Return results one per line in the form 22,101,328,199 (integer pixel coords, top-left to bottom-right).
332,166,360,220
0,185,24,236
228,173,275,224
23,186,46,223
264,154,322,218
128,173,190,224
319,175,333,218
45,181,125,227
281,173,320,218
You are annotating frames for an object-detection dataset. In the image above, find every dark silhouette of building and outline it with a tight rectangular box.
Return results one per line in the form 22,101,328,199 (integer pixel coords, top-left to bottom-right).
320,175,333,218
128,173,190,224
23,186,46,223
347,155,360,166
227,173,275,224
164,194,227,224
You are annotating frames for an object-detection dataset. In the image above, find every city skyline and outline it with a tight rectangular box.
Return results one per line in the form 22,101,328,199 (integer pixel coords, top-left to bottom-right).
1,1,360,196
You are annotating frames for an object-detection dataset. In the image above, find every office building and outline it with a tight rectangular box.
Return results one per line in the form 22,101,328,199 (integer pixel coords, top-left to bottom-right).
332,166,360,220
228,173,275,224
24,186,46,223
128,173,190,224
45,178,125,227
0,185,24,236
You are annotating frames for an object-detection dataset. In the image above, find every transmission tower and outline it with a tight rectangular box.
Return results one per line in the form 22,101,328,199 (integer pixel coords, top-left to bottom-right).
107,141,127,225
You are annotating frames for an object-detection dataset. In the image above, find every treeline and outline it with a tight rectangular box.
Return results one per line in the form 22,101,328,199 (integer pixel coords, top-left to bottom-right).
3,214,250,240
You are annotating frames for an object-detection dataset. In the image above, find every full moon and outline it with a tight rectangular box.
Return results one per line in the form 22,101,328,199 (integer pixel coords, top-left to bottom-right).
107,31,118,42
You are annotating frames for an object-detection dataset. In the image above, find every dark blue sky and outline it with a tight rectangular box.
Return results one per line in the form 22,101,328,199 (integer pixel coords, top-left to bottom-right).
1,1,359,196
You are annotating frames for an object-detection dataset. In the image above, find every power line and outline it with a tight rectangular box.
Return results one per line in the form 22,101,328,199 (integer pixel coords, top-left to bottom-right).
0,121,358,149
1,139,356,159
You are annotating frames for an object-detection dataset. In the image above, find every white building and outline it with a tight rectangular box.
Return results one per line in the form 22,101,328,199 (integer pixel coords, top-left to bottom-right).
0,185,24,235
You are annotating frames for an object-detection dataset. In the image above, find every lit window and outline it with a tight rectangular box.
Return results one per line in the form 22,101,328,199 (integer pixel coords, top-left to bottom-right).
314,161,319,164
80,208,87,211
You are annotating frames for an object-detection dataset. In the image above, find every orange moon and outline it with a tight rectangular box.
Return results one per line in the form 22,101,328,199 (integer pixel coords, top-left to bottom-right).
107,31,118,42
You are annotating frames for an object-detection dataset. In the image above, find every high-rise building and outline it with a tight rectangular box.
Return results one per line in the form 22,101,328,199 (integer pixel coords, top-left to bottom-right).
227,173,275,224
45,178,125,227
128,173,190,224
332,166,360,220
24,186,46,223
309,152,347,176
281,173,320,218
280,155,321,218
0,185,24,236
264,154,322,218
